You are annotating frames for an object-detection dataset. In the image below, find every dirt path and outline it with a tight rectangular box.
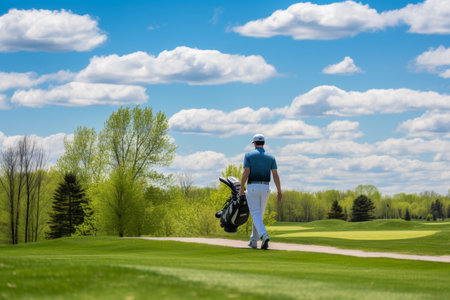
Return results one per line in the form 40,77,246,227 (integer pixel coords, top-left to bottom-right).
137,237,450,263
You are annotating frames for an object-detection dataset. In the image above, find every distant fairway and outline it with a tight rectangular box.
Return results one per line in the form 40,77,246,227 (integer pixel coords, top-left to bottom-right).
275,230,438,240
236,219,450,255
1,236,450,300
266,225,311,231
421,222,450,225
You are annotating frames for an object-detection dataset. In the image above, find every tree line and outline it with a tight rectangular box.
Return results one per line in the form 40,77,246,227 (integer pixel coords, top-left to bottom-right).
1,105,449,244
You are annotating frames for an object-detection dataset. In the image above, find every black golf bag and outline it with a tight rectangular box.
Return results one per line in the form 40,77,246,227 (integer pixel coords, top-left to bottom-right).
215,176,250,233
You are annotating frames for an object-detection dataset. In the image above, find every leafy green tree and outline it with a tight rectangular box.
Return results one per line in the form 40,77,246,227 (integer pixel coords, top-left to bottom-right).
95,106,176,236
48,173,87,239
351,195,375,222
328,200,345,220
100,106,176,179
57,126,102,185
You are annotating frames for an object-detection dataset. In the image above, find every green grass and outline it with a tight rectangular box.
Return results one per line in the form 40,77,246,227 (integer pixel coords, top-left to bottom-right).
1,236,449,299
259,219,450,256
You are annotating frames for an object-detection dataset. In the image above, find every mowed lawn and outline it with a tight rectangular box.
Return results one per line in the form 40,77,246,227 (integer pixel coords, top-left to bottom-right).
265,219,450,256
1,235,450,299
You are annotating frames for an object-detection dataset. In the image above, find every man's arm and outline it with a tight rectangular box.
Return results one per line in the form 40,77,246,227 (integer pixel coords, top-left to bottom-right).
271,169,282,202
239,167,250,196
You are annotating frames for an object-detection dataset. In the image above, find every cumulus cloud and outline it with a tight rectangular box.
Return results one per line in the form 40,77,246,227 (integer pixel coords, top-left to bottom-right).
280,137,450,157
76,46,277,85
0,9,106,52
280,85,450,117
0,70,75,92
397,111,450,138
385,0,450,34
171,151,228,171
325,120,363,140
11,82,148,107
169,107,274,136
322,57,362,75
415,45,450,78
233,0,450,40
233,1,386,40
169,107,322,139
0,131,69,164
376,138,450,156
280,140,372,156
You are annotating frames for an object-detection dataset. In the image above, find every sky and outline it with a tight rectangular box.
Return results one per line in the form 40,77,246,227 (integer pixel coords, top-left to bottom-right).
0,0,449,195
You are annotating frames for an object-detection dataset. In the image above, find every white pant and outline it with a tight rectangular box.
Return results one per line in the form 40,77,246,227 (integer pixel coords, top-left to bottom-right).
246,183,270,241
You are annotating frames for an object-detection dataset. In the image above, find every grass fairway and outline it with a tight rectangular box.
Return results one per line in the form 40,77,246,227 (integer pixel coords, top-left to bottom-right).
1,237,450,300
264,219,450,256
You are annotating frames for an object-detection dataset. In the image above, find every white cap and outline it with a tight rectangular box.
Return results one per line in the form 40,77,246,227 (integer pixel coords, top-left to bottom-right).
252,134,265,143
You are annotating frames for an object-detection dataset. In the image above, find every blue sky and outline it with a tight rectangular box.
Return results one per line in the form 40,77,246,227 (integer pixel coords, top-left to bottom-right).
0,0,449,194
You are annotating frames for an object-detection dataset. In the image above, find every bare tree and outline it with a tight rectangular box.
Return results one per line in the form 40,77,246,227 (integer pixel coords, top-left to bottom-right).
0,147,18,244
177,172,194,197
33,149,46,242
1,136,47,244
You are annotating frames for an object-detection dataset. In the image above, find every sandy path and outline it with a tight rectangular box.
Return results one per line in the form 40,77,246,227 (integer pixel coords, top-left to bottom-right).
136,237,450,263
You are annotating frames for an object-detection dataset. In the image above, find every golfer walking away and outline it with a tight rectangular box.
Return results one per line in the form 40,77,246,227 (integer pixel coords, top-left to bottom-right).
239,134,282,250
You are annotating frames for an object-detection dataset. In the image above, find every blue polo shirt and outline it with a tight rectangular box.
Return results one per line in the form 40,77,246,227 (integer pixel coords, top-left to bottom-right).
243,147,277,182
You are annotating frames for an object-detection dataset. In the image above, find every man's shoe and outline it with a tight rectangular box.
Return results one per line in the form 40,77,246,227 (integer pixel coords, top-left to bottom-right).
261,233,270,250
248,240,257,249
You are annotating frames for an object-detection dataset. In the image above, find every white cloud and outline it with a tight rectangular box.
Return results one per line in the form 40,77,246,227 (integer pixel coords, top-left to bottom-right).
326,120,363,140
280,85,450,117
322,56,362,75
169,107,274,136
0,70,75,92
210,7,224,25
0,94,9,109
0,131,69,164
259,120,322,139
376,138,450,156
11,82,148,107
169,107,322,139
397,111,450,138
171,151,228,171
233,0,450,40
0,9,106,52
76,46,277,85
233,1,386,40
385,0,450,34
280,140,372,156
415,45,450,78
280,137,450,158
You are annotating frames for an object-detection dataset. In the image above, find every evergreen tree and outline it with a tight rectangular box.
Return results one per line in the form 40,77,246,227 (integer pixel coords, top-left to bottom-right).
328,200,345,220
430,200,444,221
48,173,87,239
404,208,411,221
351,195,375,222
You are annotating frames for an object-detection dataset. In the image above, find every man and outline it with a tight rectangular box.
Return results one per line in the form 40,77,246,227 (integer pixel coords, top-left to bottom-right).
239,134,282,250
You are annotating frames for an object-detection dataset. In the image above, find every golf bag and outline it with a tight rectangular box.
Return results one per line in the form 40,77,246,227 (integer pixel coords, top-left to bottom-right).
215,176,250,233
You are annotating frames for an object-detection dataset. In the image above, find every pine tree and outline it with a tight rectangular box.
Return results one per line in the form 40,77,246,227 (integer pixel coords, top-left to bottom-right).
351,195,375,222
404,208,411,221
328,200,345,220
48,173,87,239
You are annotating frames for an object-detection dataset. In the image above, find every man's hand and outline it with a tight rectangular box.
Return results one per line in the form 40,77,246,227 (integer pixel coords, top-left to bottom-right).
277,190,282,202
239,168,250,196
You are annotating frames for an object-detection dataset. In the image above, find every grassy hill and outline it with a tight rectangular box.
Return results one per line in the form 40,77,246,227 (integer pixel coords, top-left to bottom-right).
1,234,449,299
